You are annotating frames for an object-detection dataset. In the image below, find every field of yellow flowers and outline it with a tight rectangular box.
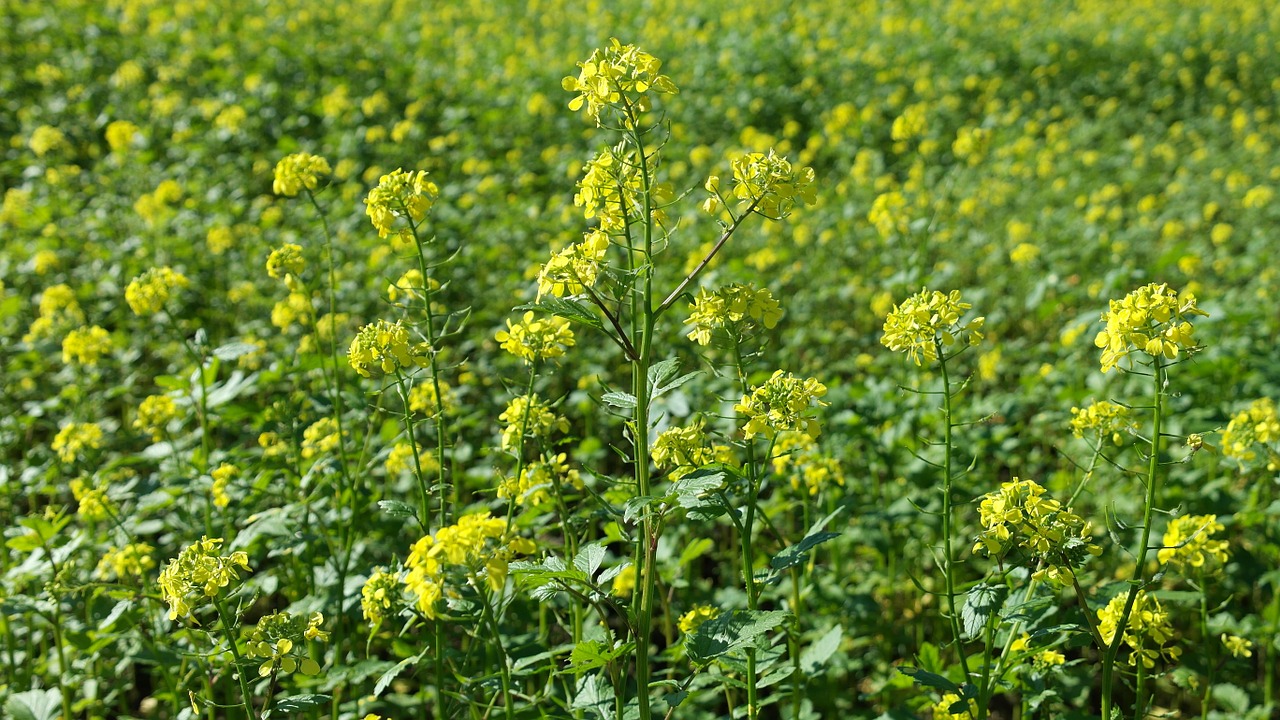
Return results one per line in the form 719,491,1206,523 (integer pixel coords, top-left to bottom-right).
3,1,1279,719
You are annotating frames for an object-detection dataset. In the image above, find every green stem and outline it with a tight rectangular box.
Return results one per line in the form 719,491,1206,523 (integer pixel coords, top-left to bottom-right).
480,585,516,720
1101,358,1165,720
394,370,432,532
214,597,256,720
733,338,761,720
936,342,971,678
406,215,452,527
1199,588,1212,720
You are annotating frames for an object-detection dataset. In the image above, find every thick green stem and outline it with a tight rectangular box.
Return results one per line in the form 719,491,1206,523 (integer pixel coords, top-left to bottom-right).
733,339,761,720
394,371,433,532
936,343,971,678
406,215,452,527
1101,358,1165,720
213,597,256,720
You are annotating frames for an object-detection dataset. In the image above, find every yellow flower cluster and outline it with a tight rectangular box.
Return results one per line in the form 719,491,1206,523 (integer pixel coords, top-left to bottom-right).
498,454,581,507
562,38,678,124
402,512,534,618
726,150,817,218
364,168,438,240
891,103,927,142
1097,590,1181,669
210,463,238,509
1069,400,1138,445
134,394,179,441
1221,398,1279,467
952,126,991,165
29,125,67,157
1094,283,1208,373
71,477,114,521
931,693,976,720
62,325,113,365
973,478,1101,585
1221,634,1253,659
133,180,183,226
125,267,189,317
25,284,84,342
735,370,828,440
880,288,985,366
266,243,306,288
611,565,636,597
53,422,104,463
301,417,341,459
96,542,156,580
495,311,575,364
1157,515,1229,574
867,191,908,239
105,120,139,153
684,284,782,346
536,229,610,300
408,379,451,418
651,423,718,479
271,292,312,330
498,394,568,451
678,605,719,635
574,147,649,232
245,611,328,677
361,568,403,624
272,152,331,197
157,536,251,620
348,319,432,378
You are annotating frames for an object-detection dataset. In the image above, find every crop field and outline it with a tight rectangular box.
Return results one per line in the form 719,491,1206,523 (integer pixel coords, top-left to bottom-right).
3,1,1280,719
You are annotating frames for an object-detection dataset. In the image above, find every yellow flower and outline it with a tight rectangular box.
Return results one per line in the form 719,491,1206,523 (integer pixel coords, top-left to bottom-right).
348,319,432,378
678,605,718,635
611,565,636,597
1221,398,1279,466
402,512,517,617
684,284,782,346
105,120,139,153
1097,590,1181,669
868,191,908,239
1157,515,1229,574
301,417,341,459
972,478,1100,586
496,311,575,363
1221,634,1253,658
729,149,817,218
96,542,156,580
1093,283,1208,373
245,611,327,677
536,229,610,300
891,104,927,142
30,125,67,157
125,267,189,316
364,168,438,240
1009,242,1040,265
932,692,976,720
272,152,331,197
562,38,678,125
62,326,113,366
361,569,402,624
53,422,104,463
735,370,828,440
408,380,452,418
134,395,180,441
266,243,306,286
652,423,717,478
206,226,235,254
71,477,115,521
881,288,984,365
1069,400,1138,445
157,536,252,620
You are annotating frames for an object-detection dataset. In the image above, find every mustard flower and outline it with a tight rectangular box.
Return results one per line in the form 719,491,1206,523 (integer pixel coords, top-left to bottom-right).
1158,514,1229,574
1221,398,1279,467
952,126,991,164
387,268,439,303
134,394,180,441
62,325,113,365
880,288,985,365
890,104,927,142
266,243,306,287
792,455,845,497
402,512,527,618
271,292,312,330
272,152,331,197
125,267,189,316
678,605,719,635
729,149,817,218
29,125,67,157
651,423,717,479
495,311,575,363
1069,400,1139,445
1097,590,1181,668
735,370,828,440
611,565,636,597
385,442,425,477
562,38,678,124
25,284,85,342
498,454,581,507
70,477,115,522
1221,634,1253,658
53,422,104,463
361,568,403,624
96,542,156,580
496,392,568,448
972,478,1101,586
932,693,976,720
156,536,251,620
1094,283,1208,373
244,611,327,677
575,147,647,231
408,379,451,418
536,229,610,299
301,417,341,459
868,191,908,239
348,319,432,378
105,120,139,153
684,283,782,345
210,463,238,509
364,168,438,239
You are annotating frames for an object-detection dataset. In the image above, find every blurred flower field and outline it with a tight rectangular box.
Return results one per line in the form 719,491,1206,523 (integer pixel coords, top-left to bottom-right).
3,1,1279,719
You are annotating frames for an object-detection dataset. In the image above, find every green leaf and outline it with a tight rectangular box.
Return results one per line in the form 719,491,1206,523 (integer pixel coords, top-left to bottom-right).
799,624,843,674
668,468,726,509
4,689,61,720
961,583,1008,638
571,672,615,718
5,533,42,553
373,651,427,697
897,666,960,692
517,297,605,334
212,342,260,361
573,542,606,579
270,694,331,714
770,508,844,571
1211,683,1250,713
647,358,680,390
601,391,637,409
569,639,627,673
686,609,790,665
377,500,418,519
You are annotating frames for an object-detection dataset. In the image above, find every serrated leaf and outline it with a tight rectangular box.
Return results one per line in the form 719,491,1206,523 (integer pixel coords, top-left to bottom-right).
686,609,790,665
571,672,614,718
897,666,960,692
771,508,844,571
961,583,1008,638
374,651,426,697
270,694,331,714
377,500,418,519
4,689,61,720
517,297,605,334
668,468,726,509
569,639,627,672
799,624,843,674
573,542,606,579
601,391,637,409
647,358,680,390
1211,683,1249,713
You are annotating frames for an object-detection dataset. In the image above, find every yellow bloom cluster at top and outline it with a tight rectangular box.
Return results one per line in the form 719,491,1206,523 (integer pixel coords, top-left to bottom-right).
96,542,155,581
62,325,113,366
1094,283,1208,373
266,243,306,289
651,422,718,479
134,394,180,441
1158,514,1229,574
1097,589,1181,669
361,568,402,625
973,478,1101,586
677,605,718,635
562,38,678,125
244,611,328,677
724,149,816,219
157,536,251,620
1069,400,1138,445
125,266,189,316
364,168,438,240
347,319,432,378
272,152,331,197
1221,398,1279,467
495,311,575,364
735,370,828,440
497,453,581,507
880,288,985,366
402,512,535,619
53,422,103,464
536,229,610,300
25,284,84,342
684,284,782,346
498,394,568,451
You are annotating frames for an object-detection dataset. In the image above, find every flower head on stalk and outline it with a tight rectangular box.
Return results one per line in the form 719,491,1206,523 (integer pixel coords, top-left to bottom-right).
125,267,189,316
735,370,828,440
348,319,432,378
1097,590,1181,668
972,478,1101,585
364,169,439,241
495,311,575,363
157,536,251,620
1157,514,1229,575
1094,283,1208,373
1221,398,1279,468
880,288,984,365
562,38,678,125
726,150,816,218
684,283,781,346
536,229,610,300
272,152,331,197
